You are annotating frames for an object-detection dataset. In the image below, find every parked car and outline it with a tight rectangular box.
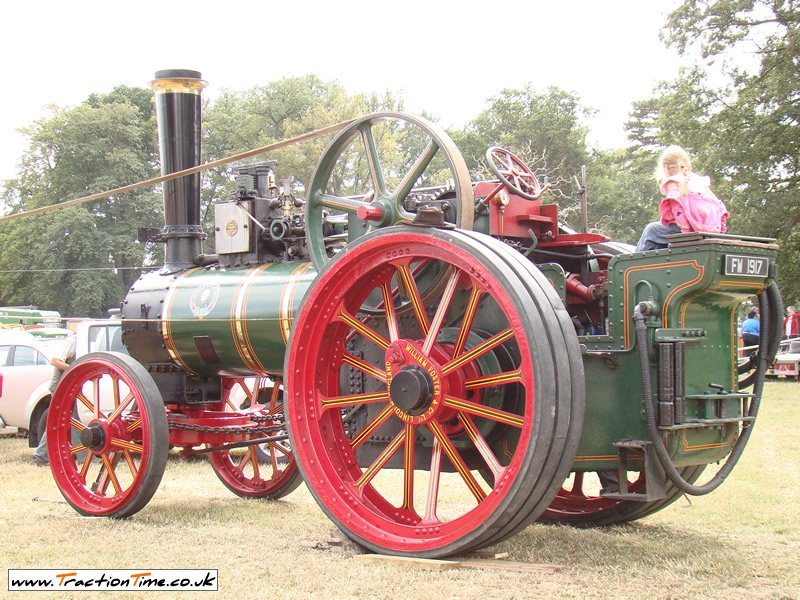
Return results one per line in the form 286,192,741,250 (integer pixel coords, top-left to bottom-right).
0,319,126,447
0,330,63,436
767,338,800,381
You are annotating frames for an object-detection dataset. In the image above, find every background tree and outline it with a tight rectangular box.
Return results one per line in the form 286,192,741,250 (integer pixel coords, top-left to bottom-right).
627,0,800,302
0,87,161,317
451,85,592,222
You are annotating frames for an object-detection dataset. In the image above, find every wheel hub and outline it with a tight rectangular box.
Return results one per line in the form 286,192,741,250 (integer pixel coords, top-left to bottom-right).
79,423,106,451
390,366,433,415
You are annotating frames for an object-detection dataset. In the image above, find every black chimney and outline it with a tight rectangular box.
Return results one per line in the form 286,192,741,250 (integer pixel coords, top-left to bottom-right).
151,69,207,270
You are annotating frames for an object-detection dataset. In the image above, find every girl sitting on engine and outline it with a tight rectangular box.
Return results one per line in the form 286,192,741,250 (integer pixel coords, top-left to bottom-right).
635,145,729,252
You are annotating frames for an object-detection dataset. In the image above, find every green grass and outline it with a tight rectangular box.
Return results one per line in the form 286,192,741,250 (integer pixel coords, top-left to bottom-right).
1,381,798,599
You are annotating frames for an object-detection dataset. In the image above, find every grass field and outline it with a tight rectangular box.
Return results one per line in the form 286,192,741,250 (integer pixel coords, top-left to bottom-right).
1,381,798,599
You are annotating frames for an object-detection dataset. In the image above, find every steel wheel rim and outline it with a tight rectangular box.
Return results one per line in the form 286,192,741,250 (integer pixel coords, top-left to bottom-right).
287,230,540,553
48,358,155,516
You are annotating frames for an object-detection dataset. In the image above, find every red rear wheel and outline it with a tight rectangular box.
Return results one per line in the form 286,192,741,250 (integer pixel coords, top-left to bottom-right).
47,353,168,517
540,466,705,526
209,376,301,499
286,226,583,556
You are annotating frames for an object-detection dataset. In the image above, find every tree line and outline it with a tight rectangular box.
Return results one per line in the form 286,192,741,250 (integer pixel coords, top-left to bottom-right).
1,0,797,316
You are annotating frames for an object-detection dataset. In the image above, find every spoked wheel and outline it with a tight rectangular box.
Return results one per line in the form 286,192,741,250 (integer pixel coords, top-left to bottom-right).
306,112,474,270
47,352,168,518
209,376,301,499
485,146,545,201
286,226,585,557
538,466,705,526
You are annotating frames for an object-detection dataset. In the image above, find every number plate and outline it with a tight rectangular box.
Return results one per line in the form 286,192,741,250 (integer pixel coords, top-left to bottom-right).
724,254,769,277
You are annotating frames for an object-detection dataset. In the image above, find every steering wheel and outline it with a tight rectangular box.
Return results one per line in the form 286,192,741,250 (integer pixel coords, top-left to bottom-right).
486,146,545,201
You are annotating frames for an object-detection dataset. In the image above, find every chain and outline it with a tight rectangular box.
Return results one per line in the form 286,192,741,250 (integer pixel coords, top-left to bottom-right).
168,414,284,436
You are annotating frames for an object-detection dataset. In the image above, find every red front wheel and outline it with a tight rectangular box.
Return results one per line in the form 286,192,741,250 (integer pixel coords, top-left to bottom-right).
286,226,584,557
47,353,168,518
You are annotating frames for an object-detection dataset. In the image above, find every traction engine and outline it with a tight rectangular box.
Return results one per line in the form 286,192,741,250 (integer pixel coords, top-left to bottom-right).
45,70,783,558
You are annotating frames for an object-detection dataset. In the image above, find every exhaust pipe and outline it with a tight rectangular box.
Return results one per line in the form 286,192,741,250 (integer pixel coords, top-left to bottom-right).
150,69,207,270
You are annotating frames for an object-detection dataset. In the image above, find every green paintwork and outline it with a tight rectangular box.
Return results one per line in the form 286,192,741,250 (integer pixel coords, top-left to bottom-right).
573,238,778,470
162,262,316,377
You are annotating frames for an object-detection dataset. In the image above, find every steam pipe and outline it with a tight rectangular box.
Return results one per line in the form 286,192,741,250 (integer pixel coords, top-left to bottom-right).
151,69,207,270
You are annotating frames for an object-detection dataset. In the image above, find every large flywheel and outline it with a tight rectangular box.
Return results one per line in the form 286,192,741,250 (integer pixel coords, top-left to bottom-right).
285,225,584,557
305,112,474,269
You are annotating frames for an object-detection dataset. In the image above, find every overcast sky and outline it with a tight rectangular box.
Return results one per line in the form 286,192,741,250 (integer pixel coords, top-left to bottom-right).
0,0,683,181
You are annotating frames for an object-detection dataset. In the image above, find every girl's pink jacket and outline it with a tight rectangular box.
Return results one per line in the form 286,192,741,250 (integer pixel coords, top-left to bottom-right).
659,172,729,234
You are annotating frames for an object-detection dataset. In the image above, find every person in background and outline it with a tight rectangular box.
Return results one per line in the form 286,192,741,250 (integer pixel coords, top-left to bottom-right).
32,332,77,466
741,309,760,358
784,305,800,340
636,145,729,252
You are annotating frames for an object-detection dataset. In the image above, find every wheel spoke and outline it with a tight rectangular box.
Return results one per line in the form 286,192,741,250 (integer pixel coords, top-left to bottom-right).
442,328,515,375
93,378,101,419
249,449,261,480
452,286,483,358
402,423,415,511
427,421,486,503
122,449,139,479
464,368,523,390
350,404,394,450
422,267,460,355
79,452,93,480
110,438,143,454
355,428,405,491
339,309,390,350
569,471,586,497
100,454,123,495
70,418,86,432
380,281,400,342
360,124,387,196
457,413,503,480
443,395,524,427
396,262,430,336
395,140,439,200
321,390,389,411
70,443,89,456
125,417,143,434
107,392,135,425
77,392,106,419
342,352,388,383
422,438,443,523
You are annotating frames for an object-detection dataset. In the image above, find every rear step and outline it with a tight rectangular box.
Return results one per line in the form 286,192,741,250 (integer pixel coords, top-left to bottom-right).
601,440,667,502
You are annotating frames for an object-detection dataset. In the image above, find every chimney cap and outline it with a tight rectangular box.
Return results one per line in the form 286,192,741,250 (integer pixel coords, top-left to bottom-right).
154,69,202,80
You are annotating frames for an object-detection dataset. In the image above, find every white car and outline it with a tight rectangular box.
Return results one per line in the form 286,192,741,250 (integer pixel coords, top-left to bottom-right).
0,319,126,447
0,330,62,438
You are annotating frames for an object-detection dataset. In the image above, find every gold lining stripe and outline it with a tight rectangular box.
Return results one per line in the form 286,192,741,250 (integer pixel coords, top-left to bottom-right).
339,311,390,349
161,268,200,375
573,455,617,462
428,421,485,502
234,264,274,373
622,260,704,347
442,328,514,375
342,353,388,383
464,369,522,389
229,267,260,373
349,405,394,450
280,262,314,344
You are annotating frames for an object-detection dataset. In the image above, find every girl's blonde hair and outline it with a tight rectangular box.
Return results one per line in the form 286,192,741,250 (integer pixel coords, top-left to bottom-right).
656,145,693,196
